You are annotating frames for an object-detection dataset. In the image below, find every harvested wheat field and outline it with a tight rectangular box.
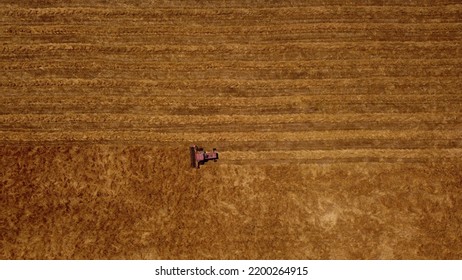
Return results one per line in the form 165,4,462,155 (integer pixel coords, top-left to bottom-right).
1,0,462,260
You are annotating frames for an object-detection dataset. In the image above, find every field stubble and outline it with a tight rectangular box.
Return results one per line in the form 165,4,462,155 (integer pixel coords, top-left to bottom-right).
1,0,462,259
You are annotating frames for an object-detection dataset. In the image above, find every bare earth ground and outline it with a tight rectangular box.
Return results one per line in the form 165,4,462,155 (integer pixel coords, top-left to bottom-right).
1,0,462,259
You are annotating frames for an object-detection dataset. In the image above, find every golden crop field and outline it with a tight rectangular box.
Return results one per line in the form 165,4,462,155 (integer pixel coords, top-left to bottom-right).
1,0,461,259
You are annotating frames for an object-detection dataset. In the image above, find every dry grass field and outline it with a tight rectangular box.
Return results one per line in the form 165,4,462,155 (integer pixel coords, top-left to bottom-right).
1,0,462,259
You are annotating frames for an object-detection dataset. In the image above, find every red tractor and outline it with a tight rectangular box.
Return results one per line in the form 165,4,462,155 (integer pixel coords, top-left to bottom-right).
190,145,219,168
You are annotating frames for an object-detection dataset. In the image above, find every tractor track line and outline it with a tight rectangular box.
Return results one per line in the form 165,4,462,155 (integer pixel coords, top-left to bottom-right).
1,130,461,143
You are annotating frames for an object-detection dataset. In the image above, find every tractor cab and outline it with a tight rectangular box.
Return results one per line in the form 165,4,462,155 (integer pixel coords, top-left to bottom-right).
190,145,219,168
